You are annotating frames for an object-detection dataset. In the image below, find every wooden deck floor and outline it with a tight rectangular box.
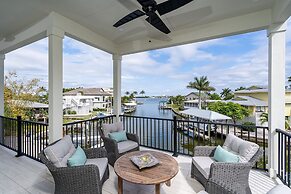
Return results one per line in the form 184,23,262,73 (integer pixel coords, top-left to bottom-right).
0,146,279,194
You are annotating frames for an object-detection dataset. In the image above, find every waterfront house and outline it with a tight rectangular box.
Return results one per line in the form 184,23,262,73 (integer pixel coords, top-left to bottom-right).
0,0,290,193
234,89,291,124
63,88,112,115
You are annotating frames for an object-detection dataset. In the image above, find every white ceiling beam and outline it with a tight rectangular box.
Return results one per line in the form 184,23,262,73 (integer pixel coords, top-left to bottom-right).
118,9,272,55
0,17,48,54
49,12,117,54
272,0,291,23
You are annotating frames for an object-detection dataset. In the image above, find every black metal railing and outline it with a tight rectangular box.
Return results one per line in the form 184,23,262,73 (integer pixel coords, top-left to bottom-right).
21,119,49,160
0,115,49,161
0,116,19,151
120,115,269,170
277,128,291,186
63,115,115,148
0,114,269,170
120,115,175,153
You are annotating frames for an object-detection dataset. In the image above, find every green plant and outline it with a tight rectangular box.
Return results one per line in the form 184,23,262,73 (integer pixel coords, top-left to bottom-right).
208,101,250,124
241,122,256,132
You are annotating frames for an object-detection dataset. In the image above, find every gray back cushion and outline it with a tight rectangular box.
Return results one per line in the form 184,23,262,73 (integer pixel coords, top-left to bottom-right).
223,134,259,162
102,122,123,137
44,135,76,167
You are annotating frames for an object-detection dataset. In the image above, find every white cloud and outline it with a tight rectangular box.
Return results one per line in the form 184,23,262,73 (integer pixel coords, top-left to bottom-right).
4,18,291,96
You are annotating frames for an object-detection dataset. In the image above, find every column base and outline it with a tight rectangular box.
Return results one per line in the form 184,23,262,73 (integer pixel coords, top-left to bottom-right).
269,168,277,179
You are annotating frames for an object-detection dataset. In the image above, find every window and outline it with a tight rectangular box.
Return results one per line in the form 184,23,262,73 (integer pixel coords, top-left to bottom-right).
256,106,266,112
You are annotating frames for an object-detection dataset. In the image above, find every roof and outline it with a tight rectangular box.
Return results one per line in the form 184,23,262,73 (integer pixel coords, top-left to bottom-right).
180,108,231,121
0,1,289,55
185,92,209,99
184,99,220,103
229,96,267,106
10,100,48,108
235,89,291,94
63,88,111,96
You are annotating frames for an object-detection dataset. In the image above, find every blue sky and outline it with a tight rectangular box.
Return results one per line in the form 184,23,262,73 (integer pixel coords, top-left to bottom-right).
5,19,291,96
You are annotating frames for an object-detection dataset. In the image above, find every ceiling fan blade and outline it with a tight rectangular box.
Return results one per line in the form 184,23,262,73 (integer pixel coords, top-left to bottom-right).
137,0,156,7
113,10,145,27
157,0,193,16
145,12,170,34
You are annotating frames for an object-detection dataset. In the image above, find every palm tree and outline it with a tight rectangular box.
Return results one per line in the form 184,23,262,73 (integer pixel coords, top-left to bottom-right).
125,91,130,96
140,90,145,96
220,88,234,100
260,112,268,125
187,76,215,109
133,91,138,95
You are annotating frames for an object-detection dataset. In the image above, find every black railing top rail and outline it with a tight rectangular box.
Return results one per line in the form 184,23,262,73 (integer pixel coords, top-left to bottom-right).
63,115,116,126
0,115,49,126
21,119,49,126
0,115,18,121
120,114,174,121
276,128,291,137
121,114,269,130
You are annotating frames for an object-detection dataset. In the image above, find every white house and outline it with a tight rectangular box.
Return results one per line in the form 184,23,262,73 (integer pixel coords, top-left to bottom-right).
63,88,112,115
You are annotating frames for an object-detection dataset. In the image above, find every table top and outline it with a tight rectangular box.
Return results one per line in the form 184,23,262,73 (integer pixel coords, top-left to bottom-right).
114,151,179,185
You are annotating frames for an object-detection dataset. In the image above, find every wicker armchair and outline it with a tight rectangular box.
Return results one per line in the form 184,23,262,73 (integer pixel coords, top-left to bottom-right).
191,135,263,194
39,140,109,194
101,122,139,166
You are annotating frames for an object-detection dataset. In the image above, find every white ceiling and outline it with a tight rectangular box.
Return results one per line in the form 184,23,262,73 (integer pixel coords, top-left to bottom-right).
0,0,290,54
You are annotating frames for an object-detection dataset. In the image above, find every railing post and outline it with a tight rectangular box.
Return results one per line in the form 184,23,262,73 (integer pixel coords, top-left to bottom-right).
0,116,3,144
15,116,23,157
172,116,178,157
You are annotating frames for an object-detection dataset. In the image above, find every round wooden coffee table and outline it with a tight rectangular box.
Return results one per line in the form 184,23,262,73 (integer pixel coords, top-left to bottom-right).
114,151,179,194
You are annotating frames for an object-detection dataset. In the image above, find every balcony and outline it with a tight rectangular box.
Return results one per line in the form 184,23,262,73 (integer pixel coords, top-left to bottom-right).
0,115,288,193
0,145,278,194
0,1,290,193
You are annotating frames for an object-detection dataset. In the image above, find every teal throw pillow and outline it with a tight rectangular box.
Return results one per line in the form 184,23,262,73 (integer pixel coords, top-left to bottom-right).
108,131,128,142
67,146,87,167
214,145,239,163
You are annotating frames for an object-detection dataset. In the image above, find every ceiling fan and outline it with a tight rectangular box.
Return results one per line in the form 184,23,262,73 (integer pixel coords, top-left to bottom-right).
113,0,194,34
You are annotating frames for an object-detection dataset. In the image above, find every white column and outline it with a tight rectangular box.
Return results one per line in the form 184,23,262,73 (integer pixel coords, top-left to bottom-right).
267,22,287,178
0,54,4,116
0,54,5,144
113,54,122,120
48,28,64,143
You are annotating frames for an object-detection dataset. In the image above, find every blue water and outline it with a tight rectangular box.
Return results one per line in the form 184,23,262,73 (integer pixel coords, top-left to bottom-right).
131,97,173,119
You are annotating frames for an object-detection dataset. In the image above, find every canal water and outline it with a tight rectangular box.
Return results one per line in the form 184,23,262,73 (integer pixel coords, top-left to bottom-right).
131,97,173,119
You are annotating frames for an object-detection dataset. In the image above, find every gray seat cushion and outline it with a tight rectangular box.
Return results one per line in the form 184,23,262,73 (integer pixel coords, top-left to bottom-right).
267,185,291,194
117,140,138,154
44,135,76,167
192,156,215,179
85,158,108,179
223,134,259,162
102,122,123,137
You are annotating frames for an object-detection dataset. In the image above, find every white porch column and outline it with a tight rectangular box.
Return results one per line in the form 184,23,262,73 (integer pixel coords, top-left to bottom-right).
48,28,64,143
0,54,4,116
0,54,5,144
113,54,122,120
267,22,287,178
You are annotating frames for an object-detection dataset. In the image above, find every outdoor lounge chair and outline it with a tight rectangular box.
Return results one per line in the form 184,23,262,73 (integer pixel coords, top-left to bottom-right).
100,122,139,166
191,134,263,194
39,135,109,194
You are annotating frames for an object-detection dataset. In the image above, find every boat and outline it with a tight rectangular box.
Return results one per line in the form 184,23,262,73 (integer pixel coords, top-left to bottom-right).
123,101,137,113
